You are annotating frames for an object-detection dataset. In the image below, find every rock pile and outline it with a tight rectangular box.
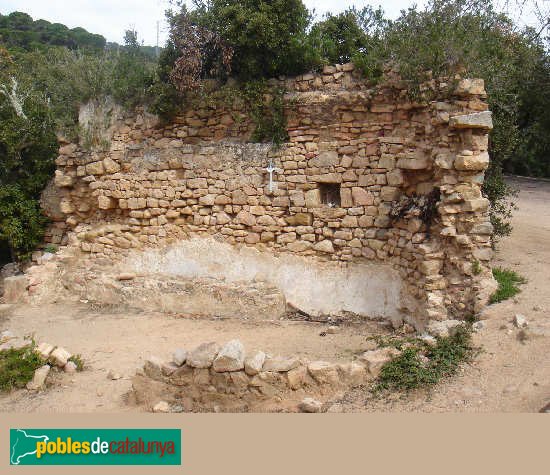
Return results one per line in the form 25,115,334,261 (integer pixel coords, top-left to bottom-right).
132,339,401,413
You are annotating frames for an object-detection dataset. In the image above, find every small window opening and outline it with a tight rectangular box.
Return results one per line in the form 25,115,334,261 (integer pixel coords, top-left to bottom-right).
319,183,341,208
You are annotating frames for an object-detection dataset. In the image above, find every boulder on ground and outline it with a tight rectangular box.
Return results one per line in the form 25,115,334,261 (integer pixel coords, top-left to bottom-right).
359,348,401,378
244,351,266,376
212,340,245,372
3,275,28,304
187,342,220,369
50,347,72,368
298,397,323,413
26,365,50,391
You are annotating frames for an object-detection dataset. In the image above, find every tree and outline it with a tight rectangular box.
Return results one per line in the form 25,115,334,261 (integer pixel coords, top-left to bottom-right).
0,66,57,259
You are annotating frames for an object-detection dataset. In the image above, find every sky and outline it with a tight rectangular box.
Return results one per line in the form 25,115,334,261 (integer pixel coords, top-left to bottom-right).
0,0,541,47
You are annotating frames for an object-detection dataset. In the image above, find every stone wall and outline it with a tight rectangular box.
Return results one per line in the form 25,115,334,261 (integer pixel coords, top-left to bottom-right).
132,338,398,413
47,63,497,329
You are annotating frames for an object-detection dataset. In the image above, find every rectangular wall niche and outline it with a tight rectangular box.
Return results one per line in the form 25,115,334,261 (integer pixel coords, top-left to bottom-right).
319,183,341,207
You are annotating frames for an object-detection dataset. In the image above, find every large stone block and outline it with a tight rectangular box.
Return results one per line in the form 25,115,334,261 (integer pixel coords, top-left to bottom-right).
449,111,493,130
3,275,28,303
454,152,490,171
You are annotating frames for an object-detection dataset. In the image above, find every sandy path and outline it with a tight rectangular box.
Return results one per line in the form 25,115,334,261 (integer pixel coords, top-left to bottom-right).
0,304,386,412
1,176,549,412
342,176,550,412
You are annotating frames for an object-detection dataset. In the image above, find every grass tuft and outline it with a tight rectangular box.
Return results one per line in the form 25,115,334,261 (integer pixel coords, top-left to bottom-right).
375,326,475,392
490,267,526,304
68,354,85,371
0,343,44,392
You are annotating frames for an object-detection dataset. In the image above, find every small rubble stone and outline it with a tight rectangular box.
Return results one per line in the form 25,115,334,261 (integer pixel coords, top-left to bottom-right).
36,342,54,360
425,320,463,338
64,361,78,373
212,339,245,372
107,370,122,380
3,275,28,304
326,326,340,334
116,273,136,281
513,314,528,328
307,361,340,386
262,356,300,372
26,365,50,390
244,351,266,376
144,356,164,380
172,348,187,366
360,348,401,378
153,401,171,413
50,347,72,368
187,342,220,369
298,397,323,413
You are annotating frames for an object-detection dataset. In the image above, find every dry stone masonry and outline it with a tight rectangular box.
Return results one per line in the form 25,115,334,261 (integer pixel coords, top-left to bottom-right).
132,338,396,413
45,63,497,329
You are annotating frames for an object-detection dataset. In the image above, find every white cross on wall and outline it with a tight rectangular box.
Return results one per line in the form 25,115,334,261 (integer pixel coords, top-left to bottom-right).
265,159,282,193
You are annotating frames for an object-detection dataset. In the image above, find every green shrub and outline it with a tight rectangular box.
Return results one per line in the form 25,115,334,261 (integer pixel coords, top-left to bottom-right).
0,343,44,391
376,326,475,392
68,354,85,371
490,267,526,303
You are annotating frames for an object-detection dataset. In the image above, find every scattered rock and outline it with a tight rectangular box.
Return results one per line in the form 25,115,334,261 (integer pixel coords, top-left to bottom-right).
307,361,340,386
3,275,28,304
50,347,72,368
359,348,401,378
187,342,220,369
116,273,136,281
287,366,308,389
64,361,78,374
426,319,463,338
326,326,340,334
337,362,367,386
36,342,55,360
472,321,485,332
107,370,122,380
418,334,437,346
26,365,50,391
143,356,164,380
262,355,300,372
172,348,187,366
298,397,323,413
244,350,266,376
513,314,528,328
152,401,171,413
326,403,344,413
212,339,245,372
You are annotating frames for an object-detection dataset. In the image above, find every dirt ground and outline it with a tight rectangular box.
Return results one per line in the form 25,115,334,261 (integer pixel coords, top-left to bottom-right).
0,176,549,413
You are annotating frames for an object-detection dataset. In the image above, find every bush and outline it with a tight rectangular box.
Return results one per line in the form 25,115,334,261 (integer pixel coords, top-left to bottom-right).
490,267,526,303
376,326,475,392
168,0,315,82
0,343,44,391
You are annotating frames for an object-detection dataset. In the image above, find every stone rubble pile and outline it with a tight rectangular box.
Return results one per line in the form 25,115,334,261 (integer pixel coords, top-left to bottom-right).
133,338,402,413
0,330,80,391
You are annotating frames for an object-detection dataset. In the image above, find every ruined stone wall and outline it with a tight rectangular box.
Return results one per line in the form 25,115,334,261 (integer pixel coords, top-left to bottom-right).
47,63,496,328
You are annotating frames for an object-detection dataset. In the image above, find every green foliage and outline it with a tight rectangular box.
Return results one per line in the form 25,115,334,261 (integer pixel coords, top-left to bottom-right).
171,0,315,81
0,71,57,259
490,267,526,303
310,9,369,65
43,244,57,253
242,81,288,146
68,354,85,371
0,342,44,391
472,259,482,275
0,11,106,52
376,326,475,392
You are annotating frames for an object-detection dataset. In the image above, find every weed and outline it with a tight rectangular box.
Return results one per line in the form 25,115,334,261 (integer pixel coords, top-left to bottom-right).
68,354,85,372
472,259,482,275
43,244,58,254
375,326,475,392
490,267,526,304
0,343,44,392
